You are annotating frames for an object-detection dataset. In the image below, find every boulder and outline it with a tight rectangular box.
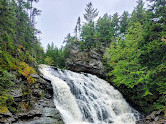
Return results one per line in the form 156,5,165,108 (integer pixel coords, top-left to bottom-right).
136,111,166,124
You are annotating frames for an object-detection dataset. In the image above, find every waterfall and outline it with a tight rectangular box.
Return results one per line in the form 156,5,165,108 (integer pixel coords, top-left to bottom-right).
39,65,140,124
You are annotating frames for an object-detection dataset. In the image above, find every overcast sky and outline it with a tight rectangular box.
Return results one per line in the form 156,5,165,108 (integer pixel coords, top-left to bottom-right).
35,0,139,49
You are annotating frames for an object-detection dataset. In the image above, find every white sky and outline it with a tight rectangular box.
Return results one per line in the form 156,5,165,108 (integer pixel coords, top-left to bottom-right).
35,0,139,49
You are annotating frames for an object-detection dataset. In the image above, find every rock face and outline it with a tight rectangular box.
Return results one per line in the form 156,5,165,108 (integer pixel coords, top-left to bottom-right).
136,111,166,124
66,44,106,78
0,74,64,124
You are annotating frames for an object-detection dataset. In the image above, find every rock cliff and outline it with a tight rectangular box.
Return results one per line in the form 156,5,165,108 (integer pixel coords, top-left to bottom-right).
66,44,106,78
0,74,64,124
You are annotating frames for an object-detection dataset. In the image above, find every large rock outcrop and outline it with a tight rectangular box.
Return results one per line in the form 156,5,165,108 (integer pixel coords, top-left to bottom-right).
0,74,64,124
136,111,166,124
66,44,106,78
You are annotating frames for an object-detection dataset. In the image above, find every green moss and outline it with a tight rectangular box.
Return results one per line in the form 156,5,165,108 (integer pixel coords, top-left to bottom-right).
0,106,9,114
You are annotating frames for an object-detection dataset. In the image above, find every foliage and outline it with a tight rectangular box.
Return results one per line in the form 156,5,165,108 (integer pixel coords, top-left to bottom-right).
104,0,166,114
0,0,44,115
81,22,96,49
44,57,54,66
130,0,146,24
44,42,66,68
17,62,36,83
0,68,15,90
106,22,144,87
119,11,129,34
0,106,9,114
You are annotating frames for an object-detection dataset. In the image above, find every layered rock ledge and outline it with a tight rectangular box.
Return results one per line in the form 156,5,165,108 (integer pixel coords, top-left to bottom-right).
0,74,64,124
66,44,106,78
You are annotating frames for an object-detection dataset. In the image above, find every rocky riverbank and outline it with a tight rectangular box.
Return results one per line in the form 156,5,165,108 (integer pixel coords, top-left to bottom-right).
137,111,166,124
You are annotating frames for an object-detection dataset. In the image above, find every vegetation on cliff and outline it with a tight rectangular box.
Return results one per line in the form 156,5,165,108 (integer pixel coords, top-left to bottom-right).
0,0,44,115
104,0,166,114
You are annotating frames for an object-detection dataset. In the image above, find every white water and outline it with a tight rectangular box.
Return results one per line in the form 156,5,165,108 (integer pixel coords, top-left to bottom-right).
39,65,140,124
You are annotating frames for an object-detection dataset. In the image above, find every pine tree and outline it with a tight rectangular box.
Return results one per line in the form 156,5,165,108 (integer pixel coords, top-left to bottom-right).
28,0,41,26
148,0,166,25
81,22,95,49
95,14,112,45
77,17,81,39
130,0,146,24
106,22,144,88
0,0,17,52
74,17,81,39
111,12,120,38
83,2,99,23
119,11,129,35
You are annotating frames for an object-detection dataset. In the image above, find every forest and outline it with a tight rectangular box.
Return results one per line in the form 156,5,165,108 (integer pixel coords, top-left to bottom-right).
0,0,44,114
0,0,165,121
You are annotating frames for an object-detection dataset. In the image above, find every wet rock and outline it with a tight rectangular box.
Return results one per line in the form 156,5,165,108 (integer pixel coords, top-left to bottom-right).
43,107,60,118
11,88,23,98
0,110,12,118
136,119,146,124
108,120,114,123
14,117,64,124
15,98,64,124
30,74,40,78
137,111,166,124
37,76,53,98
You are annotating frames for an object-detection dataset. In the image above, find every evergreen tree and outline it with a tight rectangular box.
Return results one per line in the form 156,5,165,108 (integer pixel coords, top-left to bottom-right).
95,14,112,45
148,0,166,25
106,22,144,88
74,17,81,39
130,0,146,24
28,0,41,25
83,2,99,23
74,25,78,38
0,0,16,52
81,22,95,49
111,12,120,38
45,43,66,68
119,11,129,35
64,33,72,44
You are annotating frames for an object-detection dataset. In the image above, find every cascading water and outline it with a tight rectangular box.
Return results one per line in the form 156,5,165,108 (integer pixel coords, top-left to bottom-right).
39,65,140,124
